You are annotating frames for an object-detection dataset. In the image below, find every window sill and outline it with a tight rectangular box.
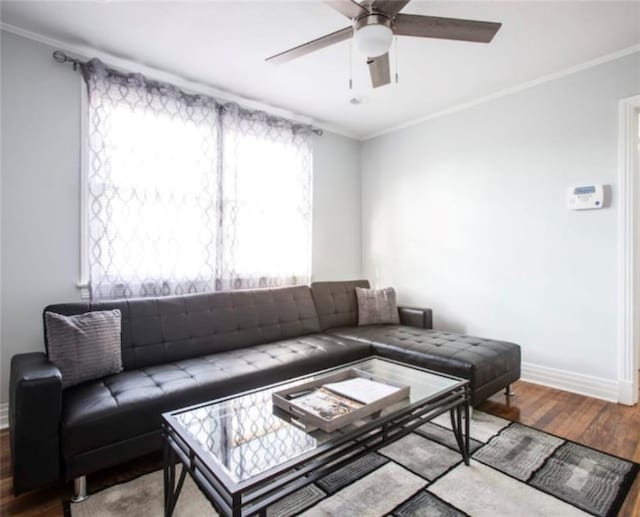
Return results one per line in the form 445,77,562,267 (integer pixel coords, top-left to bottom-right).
76,281,90,300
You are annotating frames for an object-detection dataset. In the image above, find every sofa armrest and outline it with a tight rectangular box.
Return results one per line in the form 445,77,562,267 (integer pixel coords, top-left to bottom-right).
9,352,63,493
398,306,433,329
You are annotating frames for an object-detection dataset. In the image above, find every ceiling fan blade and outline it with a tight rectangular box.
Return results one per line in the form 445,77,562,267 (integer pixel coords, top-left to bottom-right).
266,26,353,64
368,52,391,88
324,0,367,19
371,0,411,18
394,14,501,43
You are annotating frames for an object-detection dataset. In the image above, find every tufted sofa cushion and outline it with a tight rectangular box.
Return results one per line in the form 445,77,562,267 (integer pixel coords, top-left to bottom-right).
327,325,521,404
310,280,370,330
61,334,371,458
45,285,320,370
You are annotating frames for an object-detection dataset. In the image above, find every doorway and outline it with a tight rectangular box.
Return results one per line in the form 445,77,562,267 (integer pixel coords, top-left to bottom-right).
618,96,640,406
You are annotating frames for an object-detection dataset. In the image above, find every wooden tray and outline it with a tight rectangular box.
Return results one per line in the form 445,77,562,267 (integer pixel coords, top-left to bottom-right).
272,368,410,433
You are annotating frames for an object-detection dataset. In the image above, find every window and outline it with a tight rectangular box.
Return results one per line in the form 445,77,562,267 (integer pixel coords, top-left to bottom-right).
217,108,312,290
82,59,312,300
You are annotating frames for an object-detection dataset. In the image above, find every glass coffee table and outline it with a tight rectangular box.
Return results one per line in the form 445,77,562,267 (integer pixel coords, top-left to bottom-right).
162,356,470,517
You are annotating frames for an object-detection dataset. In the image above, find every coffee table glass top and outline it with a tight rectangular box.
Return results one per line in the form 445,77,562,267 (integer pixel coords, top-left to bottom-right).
168,357,462,484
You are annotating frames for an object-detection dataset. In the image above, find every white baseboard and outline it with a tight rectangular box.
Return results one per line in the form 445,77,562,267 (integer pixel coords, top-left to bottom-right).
0,403,8,430
521,362,619,402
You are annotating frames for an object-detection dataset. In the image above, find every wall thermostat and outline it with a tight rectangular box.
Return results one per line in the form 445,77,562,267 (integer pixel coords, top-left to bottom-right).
567,185,604,210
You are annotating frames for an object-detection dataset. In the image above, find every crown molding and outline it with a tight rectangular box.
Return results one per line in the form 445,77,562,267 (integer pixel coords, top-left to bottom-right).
0,22,360,141
363,43,640,141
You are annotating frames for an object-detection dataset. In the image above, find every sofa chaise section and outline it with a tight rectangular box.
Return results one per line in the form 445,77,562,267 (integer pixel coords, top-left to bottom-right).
327,325,520,406
310,280,521,406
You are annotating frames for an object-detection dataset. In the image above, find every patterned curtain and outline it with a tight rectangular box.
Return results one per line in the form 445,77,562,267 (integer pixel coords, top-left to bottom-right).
82,59,313,300
217,105,313,290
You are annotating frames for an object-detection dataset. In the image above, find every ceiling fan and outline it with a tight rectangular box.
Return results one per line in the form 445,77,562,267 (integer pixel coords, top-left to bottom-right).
266,0,501,89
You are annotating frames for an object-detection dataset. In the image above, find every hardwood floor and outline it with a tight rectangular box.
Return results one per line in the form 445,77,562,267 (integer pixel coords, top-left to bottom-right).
1,380,639,516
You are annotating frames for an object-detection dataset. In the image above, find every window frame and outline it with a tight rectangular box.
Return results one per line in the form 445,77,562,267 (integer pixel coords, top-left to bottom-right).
78,76,90,299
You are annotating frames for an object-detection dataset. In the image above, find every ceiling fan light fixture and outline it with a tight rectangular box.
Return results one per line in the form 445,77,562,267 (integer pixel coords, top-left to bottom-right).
354,14,393,58
266,1,502,90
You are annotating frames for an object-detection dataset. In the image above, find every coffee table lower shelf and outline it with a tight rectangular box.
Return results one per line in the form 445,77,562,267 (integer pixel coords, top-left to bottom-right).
162,384,470,517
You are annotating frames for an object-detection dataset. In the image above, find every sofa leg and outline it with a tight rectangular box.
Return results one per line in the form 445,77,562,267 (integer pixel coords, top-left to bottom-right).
505,385,515,397
71,476,88,503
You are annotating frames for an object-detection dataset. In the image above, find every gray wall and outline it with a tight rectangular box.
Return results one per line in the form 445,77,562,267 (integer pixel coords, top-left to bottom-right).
0,30,363,403
313,131,361,281
361,52,640,382
1,31,82,404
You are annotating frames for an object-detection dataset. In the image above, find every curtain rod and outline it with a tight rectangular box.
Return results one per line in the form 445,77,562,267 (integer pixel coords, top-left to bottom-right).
52,50,324,136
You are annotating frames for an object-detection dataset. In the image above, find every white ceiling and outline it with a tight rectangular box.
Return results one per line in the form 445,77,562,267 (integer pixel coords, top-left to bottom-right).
2,1,639,139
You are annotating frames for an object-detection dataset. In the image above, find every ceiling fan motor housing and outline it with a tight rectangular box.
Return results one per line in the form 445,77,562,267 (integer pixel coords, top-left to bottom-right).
354,13,393,57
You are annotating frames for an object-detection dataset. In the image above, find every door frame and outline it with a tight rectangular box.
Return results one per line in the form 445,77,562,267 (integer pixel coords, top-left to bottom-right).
618,95,640,405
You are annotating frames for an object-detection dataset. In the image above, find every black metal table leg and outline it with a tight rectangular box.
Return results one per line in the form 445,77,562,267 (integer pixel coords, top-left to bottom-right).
164,446,175,517
450,399,470,466
231,493,243,517
164,434,188,517
450,407,463,453
168,466,188,516
463,395,470,465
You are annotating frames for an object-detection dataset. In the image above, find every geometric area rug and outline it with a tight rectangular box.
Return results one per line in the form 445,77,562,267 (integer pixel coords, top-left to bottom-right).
69,411,639,517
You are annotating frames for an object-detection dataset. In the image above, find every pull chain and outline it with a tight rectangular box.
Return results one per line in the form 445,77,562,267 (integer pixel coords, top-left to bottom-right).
395,35,399,84
349,38,353,90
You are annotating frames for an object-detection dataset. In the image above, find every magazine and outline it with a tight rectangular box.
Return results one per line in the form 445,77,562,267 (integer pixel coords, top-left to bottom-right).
292,388,363,421
323,377,401,405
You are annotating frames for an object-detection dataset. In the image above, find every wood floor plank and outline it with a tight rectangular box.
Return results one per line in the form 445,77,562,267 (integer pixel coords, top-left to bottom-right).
619,471,640,517
0,379,638,516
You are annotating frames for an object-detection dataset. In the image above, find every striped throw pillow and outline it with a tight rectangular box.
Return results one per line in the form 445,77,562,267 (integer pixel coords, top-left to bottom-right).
45,309,123,388
356,287,400,326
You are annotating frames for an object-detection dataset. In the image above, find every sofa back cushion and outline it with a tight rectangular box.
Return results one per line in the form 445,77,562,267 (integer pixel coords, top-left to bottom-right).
310,280,370,330
44,285,320,370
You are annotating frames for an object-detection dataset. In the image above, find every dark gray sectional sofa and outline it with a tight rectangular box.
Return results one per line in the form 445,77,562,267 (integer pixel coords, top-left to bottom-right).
9,280,520,495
